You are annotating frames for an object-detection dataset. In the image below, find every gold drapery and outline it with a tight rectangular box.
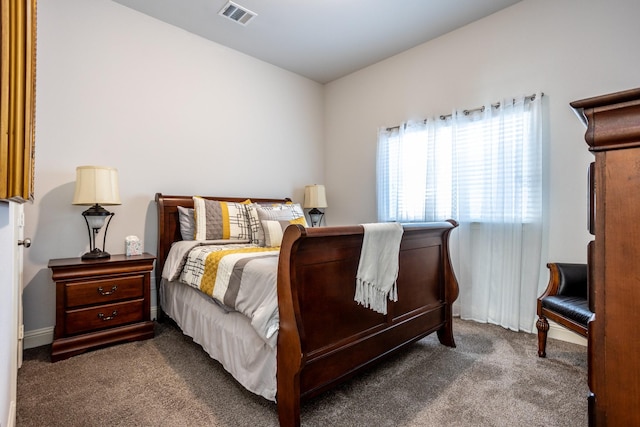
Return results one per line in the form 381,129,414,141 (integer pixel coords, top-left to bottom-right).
1,0,36,202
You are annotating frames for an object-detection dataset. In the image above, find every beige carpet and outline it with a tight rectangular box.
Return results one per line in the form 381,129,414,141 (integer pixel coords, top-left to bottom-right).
17,319,588,426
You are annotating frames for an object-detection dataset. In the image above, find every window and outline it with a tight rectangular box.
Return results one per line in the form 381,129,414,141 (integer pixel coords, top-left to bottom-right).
376,93,544,332
377,95,541,225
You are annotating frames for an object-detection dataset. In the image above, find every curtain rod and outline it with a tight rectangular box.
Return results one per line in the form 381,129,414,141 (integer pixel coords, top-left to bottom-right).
385,92,543,131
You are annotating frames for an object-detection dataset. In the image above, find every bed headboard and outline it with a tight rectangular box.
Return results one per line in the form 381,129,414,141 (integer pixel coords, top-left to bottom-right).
154,193,292,288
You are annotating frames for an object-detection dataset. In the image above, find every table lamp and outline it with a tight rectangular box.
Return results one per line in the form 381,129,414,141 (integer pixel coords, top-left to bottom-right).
72,166,121,259
303,184,327,227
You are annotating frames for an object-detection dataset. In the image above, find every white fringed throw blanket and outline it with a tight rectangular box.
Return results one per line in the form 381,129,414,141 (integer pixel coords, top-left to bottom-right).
354,222,404,314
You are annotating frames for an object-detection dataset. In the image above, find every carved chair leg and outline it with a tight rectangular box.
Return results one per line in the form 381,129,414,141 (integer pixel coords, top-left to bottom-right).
536,316,549,358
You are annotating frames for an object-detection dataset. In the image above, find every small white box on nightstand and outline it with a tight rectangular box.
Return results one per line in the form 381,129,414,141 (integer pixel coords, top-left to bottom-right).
125,235,142,256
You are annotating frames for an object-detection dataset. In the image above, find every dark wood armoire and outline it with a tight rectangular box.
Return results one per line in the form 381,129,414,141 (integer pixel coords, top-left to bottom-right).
571,88,640,426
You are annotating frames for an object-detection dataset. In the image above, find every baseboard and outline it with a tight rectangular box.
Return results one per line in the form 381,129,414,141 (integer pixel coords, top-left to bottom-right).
547,320,587,346
24,306,160,350
7,400,16,427
23,326,54,349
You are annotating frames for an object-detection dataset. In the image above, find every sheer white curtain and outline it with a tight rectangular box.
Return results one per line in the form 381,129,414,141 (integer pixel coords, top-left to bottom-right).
377,94,544,332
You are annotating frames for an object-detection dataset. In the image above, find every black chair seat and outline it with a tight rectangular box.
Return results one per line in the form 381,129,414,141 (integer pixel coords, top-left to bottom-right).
536,263,591,357
541,295,591,327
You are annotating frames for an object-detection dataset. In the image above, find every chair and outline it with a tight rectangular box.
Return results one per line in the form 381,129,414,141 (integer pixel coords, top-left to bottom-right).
536,263,592,357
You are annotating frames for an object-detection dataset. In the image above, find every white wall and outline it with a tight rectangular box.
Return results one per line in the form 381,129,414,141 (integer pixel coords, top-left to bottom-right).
323,0,640,272
22,0,324,338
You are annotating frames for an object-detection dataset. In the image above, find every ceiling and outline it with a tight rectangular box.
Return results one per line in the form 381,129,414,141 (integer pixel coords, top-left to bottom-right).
112,0,522,84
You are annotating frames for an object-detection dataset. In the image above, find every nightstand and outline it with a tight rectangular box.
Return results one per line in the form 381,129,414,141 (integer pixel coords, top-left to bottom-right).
48,253,156,362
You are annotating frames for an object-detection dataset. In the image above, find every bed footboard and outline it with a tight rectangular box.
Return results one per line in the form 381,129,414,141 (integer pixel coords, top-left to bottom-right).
276,221,458,427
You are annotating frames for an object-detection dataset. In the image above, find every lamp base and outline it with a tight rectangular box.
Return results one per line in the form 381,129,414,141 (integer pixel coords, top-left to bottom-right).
308,208,324,227
81,248,111,260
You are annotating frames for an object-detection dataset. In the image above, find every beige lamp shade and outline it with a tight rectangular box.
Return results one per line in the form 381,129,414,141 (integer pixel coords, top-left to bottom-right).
303,184,327,208
72,166,121,206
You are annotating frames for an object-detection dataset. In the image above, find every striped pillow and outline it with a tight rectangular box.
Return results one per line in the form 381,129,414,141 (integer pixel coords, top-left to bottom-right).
193,197,252,241
262,217,306,247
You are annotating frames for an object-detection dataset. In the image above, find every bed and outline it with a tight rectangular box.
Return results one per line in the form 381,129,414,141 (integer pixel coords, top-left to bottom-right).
155,193,459,427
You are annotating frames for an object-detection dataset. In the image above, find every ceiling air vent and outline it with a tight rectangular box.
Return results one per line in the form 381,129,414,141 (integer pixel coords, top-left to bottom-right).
218,1,257,26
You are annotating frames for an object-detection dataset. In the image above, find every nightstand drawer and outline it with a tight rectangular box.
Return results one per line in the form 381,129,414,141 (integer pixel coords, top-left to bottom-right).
65,299,144,335
66,275,144,308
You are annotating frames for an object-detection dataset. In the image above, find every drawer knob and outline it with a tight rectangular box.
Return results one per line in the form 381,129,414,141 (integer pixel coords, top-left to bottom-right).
97,285,118,296
97,310,118,321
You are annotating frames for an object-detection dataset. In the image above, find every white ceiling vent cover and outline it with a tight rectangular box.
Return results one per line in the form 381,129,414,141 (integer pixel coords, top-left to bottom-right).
218,1,257,26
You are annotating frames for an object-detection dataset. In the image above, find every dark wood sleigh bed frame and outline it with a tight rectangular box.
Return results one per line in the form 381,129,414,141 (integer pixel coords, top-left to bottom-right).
155,193,459,427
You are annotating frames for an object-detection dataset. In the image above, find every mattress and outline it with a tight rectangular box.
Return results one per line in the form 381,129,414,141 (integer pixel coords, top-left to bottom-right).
160,277,277,401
